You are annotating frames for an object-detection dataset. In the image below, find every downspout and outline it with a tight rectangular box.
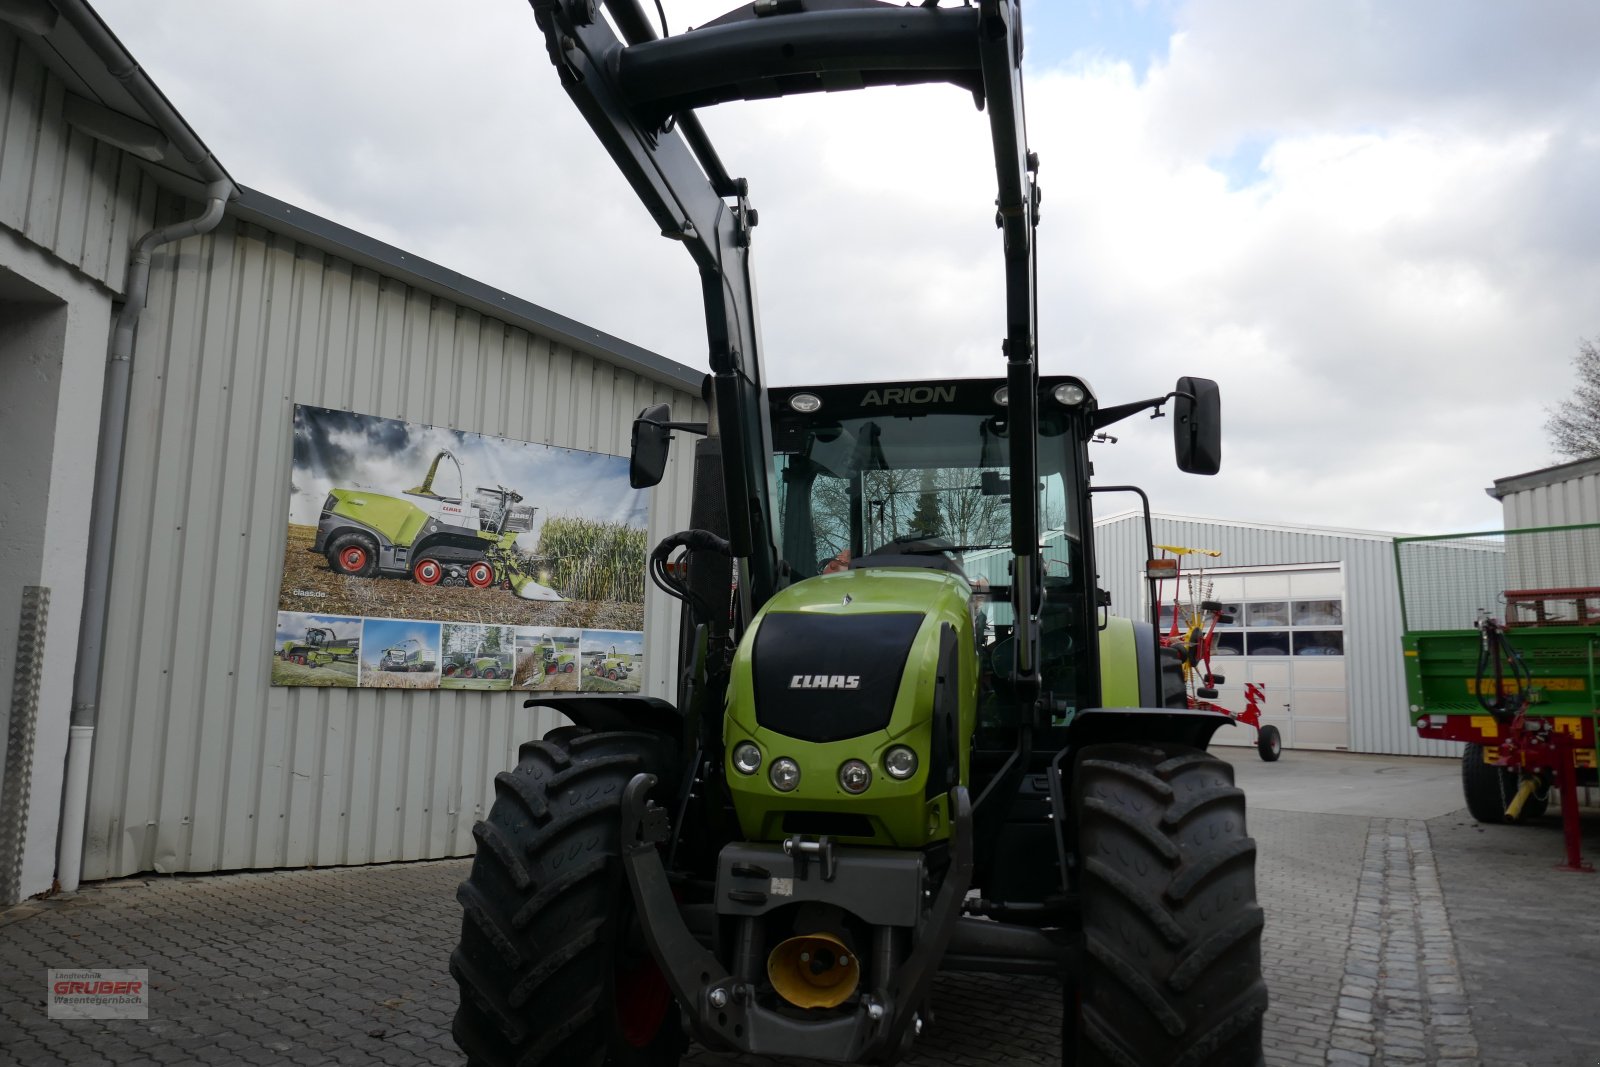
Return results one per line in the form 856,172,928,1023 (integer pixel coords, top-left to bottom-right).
49,0,237,892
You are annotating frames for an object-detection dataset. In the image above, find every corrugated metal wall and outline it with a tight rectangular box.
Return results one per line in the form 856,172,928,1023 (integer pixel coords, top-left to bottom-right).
1094,513,1462,759
1499,471,1600,528
0,22,155,292
82,200,705,879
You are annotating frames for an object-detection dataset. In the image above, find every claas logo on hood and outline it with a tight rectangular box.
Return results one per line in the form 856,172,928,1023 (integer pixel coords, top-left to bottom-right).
788,675,862,690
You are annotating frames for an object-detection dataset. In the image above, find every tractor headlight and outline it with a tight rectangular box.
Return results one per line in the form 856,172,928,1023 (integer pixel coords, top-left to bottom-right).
883,746,919,781
732,742,762,776
992,386,1009,406
789,392,822,413
770,757,801,792
838,759,872,794
1052,382,1086,406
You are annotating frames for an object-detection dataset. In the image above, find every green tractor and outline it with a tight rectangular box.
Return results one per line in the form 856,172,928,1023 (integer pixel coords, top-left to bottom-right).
313,449,564,601
536,635,577,676
451,5,1264,1066
378,638,437,673
443,643,513,681
587,645,635,681
278,625,358,668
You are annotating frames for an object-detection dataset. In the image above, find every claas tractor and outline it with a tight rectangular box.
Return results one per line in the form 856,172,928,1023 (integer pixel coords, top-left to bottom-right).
444,643,514,681
278,625,358,668
312,448,563,601
536,635,577,675
450,4,1265,1066
589,645,636,681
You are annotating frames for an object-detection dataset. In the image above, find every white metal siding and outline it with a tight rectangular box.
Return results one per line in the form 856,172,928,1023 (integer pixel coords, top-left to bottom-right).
0,22,155,292
82,202,704,879
1094,513,1462,759
1499,473,1600,528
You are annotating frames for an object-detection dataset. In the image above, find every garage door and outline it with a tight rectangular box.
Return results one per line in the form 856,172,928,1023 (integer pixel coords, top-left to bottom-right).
1162,564,1348,751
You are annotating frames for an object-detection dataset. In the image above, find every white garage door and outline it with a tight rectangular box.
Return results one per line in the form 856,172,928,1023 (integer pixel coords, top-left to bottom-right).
1162,564,1348,751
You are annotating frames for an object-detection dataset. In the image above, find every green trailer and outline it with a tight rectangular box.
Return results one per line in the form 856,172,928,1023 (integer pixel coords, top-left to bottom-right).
1397,522,1599,869
378,639,437,673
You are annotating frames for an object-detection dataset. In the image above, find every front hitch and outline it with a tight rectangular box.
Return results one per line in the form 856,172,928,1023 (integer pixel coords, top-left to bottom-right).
620,774,974,1063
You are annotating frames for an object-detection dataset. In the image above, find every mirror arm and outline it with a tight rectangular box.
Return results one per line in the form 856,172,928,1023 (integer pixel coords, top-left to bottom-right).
639,417,709,436
1092,394,1170,430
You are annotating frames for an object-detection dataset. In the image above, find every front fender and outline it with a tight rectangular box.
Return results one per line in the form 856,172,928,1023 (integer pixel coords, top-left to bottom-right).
523,694,683,740
1066,706,1233,750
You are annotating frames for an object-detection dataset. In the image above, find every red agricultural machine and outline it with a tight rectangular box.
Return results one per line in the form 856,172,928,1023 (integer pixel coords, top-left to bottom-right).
1398,523,1599,872
1150,545,1280,761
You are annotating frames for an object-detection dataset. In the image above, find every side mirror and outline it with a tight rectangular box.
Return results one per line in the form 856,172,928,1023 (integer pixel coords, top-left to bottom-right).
1173,376,1221,475
630,403,672,489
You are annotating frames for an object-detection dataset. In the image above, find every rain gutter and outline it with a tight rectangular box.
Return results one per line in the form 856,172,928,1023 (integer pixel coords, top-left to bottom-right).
43,0,238,892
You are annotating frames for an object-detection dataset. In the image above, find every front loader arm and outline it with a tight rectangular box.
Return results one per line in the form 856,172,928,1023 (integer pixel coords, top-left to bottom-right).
529,0,1040,666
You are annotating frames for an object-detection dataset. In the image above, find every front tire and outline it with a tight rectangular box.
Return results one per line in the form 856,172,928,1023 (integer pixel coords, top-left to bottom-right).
1071,743,1267,1067
451,728,682,1066
1256,725,1282,762
327,532,379,577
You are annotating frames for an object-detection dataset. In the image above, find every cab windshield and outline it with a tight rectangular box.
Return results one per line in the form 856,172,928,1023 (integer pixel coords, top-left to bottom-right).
771,402,1092,735
772,409,1080,579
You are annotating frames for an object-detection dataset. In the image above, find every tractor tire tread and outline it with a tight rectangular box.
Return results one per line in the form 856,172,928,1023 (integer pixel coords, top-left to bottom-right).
1154,752,1228,780
508,917,605,1007
457,880,524,969
512,857,608,931
1082,797,1182,865
451,727,681,1067
1161,784,1246,827
1072,743,1266,1067
1082,857,1187,946
1166,838,1258,904
1169,905,1265,993
517,988,605,1067
492,771,552,826
471,821,533,892
1079,758,1174,800
1172,988,1270,1067
1084,934,1186,1036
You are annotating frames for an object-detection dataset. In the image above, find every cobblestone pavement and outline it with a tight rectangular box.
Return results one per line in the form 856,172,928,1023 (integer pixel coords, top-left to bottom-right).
1,775,1594,1065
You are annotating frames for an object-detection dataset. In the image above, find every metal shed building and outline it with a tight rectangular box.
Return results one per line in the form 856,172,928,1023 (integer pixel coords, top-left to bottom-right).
1488,456,1600,528
1093,511,1467,759
0,3,703,901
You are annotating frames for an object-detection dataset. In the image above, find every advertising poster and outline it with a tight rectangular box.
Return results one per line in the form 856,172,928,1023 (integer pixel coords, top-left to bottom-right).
271,405,648,691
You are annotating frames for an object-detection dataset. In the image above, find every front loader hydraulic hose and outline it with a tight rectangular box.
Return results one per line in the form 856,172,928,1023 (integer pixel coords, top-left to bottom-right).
650,529,733,623
1475,616,1531,724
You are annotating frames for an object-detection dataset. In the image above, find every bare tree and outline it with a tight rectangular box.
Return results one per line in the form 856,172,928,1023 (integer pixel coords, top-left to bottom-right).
1546,338,1600,459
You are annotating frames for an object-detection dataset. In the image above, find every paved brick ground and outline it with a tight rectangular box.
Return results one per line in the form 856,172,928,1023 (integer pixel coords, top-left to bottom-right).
1,774,1595,1065
1426,807,1600,1067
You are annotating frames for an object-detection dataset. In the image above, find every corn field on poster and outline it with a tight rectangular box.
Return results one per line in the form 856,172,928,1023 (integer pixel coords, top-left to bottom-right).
273,405,647,691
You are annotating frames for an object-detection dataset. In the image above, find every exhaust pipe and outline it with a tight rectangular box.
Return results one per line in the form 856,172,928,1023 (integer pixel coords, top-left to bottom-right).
766,932,860,1009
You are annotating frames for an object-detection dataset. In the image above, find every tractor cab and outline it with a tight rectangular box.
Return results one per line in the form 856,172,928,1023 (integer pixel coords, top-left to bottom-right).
766,374,1217,754
303,627,333,649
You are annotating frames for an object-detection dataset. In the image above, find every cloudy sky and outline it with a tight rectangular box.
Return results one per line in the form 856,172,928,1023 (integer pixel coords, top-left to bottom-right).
100,0,1600,535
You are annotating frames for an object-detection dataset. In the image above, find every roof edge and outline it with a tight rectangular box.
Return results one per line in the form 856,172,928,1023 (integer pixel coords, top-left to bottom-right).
1487,454,1600,499
1092,508,1422,543
228,186,704,395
